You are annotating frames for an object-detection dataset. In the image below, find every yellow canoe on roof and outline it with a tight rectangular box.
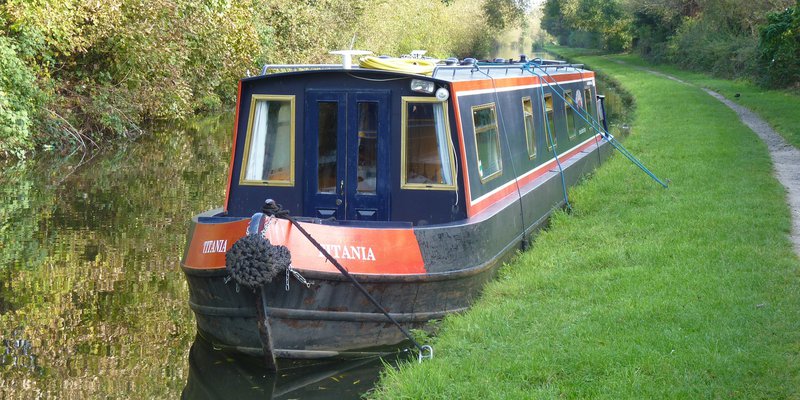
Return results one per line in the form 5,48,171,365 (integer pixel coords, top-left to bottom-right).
359,56,437,76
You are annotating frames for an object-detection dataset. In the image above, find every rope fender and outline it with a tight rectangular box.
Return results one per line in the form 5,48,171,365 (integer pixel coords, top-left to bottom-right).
225,233,291,289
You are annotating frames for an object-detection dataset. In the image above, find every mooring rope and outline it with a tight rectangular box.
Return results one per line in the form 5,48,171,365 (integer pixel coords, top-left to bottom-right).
261,199,433,362
474,66,530,245
523,61,669,189
530,68,573,212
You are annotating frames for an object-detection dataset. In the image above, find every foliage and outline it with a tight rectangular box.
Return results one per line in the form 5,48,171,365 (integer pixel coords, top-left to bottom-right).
253,0,369,64
758,1,800,88
541,0,632,51
0,0,505,159
539,0,796,86
482,0,530,30
541,0,570,44
358,0,494,59
667,17,760,79
0,36,40,159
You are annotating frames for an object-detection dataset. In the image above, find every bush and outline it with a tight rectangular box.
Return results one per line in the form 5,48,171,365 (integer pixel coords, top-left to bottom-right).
568,30,603,49
667,17,759,79
758,2,800,88
0,0,507,158
0,36,39,159
358,0,493,59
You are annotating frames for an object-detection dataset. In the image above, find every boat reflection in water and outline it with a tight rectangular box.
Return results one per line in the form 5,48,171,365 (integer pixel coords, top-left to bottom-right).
182,335,407,399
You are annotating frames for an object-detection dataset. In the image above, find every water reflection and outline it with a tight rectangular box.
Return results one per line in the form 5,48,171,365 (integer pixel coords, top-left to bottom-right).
0,113,405,399
0,115,232,397
182,335,406,400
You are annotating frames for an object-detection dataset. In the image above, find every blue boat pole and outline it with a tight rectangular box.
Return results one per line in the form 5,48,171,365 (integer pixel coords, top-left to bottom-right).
523,63,669,189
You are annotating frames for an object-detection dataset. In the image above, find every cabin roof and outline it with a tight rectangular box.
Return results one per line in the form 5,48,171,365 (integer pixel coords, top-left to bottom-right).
256,61,591,83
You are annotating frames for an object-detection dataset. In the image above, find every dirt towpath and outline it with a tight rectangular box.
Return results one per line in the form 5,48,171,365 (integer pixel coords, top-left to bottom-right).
702,89,800,256
625,62,800,256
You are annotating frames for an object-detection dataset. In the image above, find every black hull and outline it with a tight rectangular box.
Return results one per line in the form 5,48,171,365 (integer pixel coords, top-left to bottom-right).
183,256,500,358
182,138,612,359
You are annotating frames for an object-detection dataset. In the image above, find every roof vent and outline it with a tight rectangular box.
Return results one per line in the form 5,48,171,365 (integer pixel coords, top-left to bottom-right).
329,50,372,69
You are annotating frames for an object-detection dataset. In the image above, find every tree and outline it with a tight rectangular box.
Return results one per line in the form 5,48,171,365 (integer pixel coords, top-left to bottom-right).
541,0,570,43
759,1,800,88
484,0,530,29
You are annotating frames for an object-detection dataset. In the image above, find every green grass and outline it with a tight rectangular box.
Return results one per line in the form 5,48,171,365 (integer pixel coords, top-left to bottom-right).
553,46,800,149
371,53,800,399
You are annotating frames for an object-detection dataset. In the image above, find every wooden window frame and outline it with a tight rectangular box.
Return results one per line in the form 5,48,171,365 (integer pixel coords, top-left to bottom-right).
522,96,536,160
471,103,503,183
543,94,556,151
400,97,457,191
584,87,596,122
239,94,296,187
564,90,577,140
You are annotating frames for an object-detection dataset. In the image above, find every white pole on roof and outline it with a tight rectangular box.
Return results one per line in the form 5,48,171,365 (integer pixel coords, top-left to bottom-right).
329,50,372,69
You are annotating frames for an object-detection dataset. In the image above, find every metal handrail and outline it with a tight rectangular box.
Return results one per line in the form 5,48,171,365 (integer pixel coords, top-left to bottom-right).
431,63,586,79
261,64,343,75
260,62,586,79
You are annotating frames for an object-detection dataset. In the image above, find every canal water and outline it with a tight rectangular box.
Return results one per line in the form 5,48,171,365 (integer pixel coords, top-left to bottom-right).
0,74,628,399
0,114,410,398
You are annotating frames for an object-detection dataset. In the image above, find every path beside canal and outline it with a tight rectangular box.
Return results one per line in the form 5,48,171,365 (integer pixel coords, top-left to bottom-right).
373,53,800,399
607,57,800,256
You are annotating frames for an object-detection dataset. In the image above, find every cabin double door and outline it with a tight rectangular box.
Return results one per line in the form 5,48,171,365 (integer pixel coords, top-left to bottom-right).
305,90,390,221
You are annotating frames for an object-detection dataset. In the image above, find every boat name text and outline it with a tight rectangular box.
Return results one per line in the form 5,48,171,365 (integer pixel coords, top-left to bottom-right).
317,244,376,261
202,239,228,254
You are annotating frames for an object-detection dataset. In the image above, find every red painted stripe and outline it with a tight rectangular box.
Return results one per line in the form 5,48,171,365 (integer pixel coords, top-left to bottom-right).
468,134,602,216
450,92,474,216
452,75,538,92
183,218,426,274
450,71,594,93
223,81,243,213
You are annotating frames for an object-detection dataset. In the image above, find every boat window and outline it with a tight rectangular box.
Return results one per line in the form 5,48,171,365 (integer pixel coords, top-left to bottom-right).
575,89,588,136
472,103,502,182
401,97,456,190
357,102,378,193
522,97,536,159
317,102,338,193
584,88,596,122
565,90,577,140
543,94,556,150
240,95,295,186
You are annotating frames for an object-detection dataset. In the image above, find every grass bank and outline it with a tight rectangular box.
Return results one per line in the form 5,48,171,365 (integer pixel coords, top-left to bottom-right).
372,54,800,398
553,46,800,149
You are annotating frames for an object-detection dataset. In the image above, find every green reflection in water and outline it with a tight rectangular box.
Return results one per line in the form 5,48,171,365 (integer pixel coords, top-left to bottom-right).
182,334,405,400
0,113,232,398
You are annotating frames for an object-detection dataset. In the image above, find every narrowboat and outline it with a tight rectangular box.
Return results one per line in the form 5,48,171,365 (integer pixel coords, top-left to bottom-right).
181,51,613,361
